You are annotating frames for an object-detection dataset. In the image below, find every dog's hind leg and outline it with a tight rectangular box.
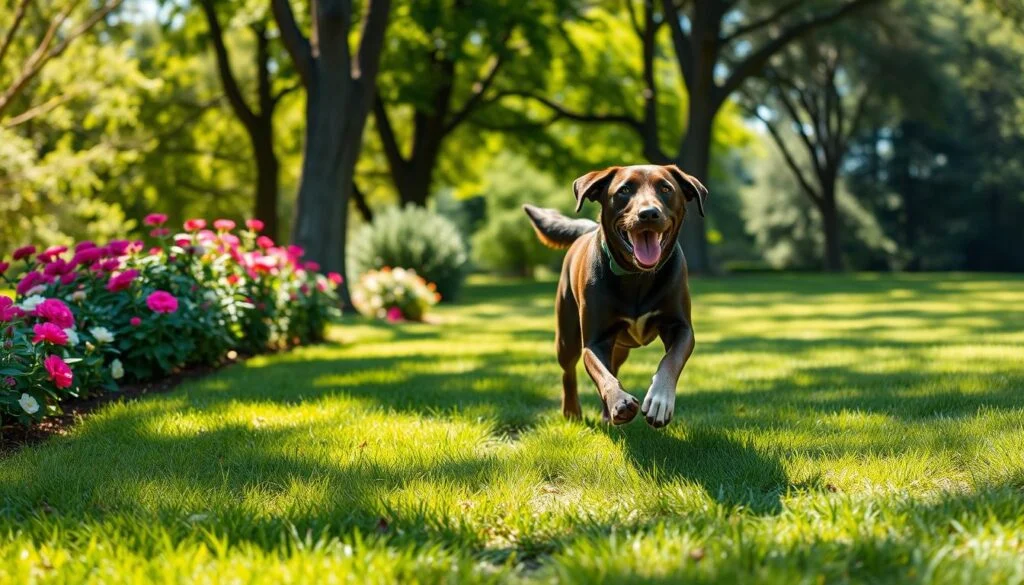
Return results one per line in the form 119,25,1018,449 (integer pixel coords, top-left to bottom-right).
556,293,583,419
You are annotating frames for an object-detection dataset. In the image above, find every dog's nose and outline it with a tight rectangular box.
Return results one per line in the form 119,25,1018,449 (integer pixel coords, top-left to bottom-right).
638,207,661,222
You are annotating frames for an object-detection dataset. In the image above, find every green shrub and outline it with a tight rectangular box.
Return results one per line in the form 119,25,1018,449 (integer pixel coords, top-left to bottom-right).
348,205,468,302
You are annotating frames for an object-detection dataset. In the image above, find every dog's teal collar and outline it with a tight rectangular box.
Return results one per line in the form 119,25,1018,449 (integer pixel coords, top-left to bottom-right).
600,235,678,276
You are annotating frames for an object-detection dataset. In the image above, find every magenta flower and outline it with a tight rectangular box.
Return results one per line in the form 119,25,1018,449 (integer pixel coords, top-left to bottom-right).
386,307,404,323
256,236,275,250
213,219,236,232
99,259,121,272
71,247,103,266
287,245,305,259
108,240,130,255
12,245,36,261
60,273,76,286
150,228,170,238
146,290,179,314
304,261,321,272
34,298,75,329
75,241,96,251
184,219,206,232
37,246,67,263
0,261,8,274
245,219,265,232
328,272,343,285
0,297,18,322
130,316,142,326
106,269,139,292
144,213,168,226
33,323,68,346
16,272,43,296
43,259,71,276
44,355,73,389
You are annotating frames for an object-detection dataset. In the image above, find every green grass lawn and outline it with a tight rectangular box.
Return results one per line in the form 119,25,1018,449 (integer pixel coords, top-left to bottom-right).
2,274,1023,584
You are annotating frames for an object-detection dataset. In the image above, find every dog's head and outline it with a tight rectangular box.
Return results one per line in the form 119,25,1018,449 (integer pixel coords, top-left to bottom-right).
573,164,707,271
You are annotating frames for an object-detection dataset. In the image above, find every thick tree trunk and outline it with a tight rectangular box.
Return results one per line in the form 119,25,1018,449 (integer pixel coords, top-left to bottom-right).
252,125,280,240
820,194,842,272
678,99,714,274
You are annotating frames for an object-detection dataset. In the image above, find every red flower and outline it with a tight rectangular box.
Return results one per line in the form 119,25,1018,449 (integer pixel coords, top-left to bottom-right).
304,261,321,272
144,213,168,226
146,290,179,314
130,317,142,326
256,236,275,249
213,219,236,232
44,355,73,389
33,323,68,346
328,272,343,285
245,219,265,232
106,269,139,292
33,298,75,329
12,245,36,261
226,274,240,285
184,219,207,232
0,262,8,274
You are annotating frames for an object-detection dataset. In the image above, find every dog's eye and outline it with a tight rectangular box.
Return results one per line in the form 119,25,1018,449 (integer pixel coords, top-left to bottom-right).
659,184,673,194
617,185,632,196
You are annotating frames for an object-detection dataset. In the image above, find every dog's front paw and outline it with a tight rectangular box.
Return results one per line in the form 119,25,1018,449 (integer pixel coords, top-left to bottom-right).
609,393,639,425
641,373,676,428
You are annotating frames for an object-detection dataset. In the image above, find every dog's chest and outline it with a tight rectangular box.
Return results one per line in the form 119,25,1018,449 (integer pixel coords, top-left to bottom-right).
619,311,661,347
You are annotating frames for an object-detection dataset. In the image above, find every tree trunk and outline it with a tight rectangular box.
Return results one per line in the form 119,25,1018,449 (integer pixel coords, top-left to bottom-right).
252,125,280,240
820,193,842,272
678,98,714,274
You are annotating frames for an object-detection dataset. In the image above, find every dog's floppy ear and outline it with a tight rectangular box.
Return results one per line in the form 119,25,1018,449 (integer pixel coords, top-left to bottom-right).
665,165,708,217
572,167,620,213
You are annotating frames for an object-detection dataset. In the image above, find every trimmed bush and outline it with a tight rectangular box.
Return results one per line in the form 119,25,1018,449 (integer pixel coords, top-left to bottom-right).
348,205,467,302
0,215,340,426
351,267,440,322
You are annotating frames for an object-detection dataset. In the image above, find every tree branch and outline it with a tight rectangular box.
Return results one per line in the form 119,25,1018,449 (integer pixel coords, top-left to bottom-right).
721,0,802,43
353,0,391,83
443,30,512,135
718,0,882,104
372,94,408,172
494,90,644,133
2,93,73,128
271,0,313,88
199,0,257,131
625,0,644,38
0,0,32,69
661,0,695,90
272,81,303,105
744,95,822,206
351,180,374,222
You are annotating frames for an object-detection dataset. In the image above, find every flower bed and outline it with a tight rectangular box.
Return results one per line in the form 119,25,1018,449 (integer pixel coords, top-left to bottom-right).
0,216,340,425
351,267,440,322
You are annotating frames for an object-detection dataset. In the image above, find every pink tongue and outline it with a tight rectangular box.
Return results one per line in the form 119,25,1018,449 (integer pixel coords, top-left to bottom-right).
632,231,661,267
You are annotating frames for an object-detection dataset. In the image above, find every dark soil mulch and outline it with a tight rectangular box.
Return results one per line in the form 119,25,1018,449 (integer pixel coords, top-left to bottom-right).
0,355,249,458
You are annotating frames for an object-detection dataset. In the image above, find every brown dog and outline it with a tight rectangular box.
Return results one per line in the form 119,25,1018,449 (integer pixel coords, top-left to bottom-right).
523,164,707,427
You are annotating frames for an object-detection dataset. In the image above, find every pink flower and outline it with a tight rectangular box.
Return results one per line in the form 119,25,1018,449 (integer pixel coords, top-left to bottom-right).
144,213,168,226
16,272,43,296
130,317,142,327
256,236,275,249
37,246,67,263
12,245,36,261
44,355,73,389
184,219,206,232
245,219,265,232
146,290,179,314
108,240,130,255
33,299,75,329
386,307,404,323
328,272,343,285
213,219,236,232
0,262,8,274
106,269,139,292
33,323,68,345
304,261,321,272
149,228,170,238
99,259,121,272
71,247,103,266
0,297,18,322
174,236,191,247
43,259,71,276
287,245,305,259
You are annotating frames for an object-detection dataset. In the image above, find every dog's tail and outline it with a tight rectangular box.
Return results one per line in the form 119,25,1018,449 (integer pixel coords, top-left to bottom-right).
523,204,598,250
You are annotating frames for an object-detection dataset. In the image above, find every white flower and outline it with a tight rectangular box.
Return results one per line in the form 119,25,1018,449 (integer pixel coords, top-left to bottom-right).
111,359,124,380
18,393,40,415
19,295,46,312
26,285,48,297
369,295,383,310
393,268,407,279
89,327,114,344
71,291,87,303
64,328,80,346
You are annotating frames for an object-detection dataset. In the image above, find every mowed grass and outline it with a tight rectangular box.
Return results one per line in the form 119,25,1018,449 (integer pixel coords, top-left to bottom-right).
2,274,1023,584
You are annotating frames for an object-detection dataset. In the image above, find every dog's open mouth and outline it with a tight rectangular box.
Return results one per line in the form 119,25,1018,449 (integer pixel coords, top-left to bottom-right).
619,228,665,269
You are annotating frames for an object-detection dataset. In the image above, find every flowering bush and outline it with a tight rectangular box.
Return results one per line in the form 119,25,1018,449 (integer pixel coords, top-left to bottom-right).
351,267,440,323
0,216,341,425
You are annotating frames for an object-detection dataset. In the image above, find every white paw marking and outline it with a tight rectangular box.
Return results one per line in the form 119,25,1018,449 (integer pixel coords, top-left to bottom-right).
641,372,676,425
